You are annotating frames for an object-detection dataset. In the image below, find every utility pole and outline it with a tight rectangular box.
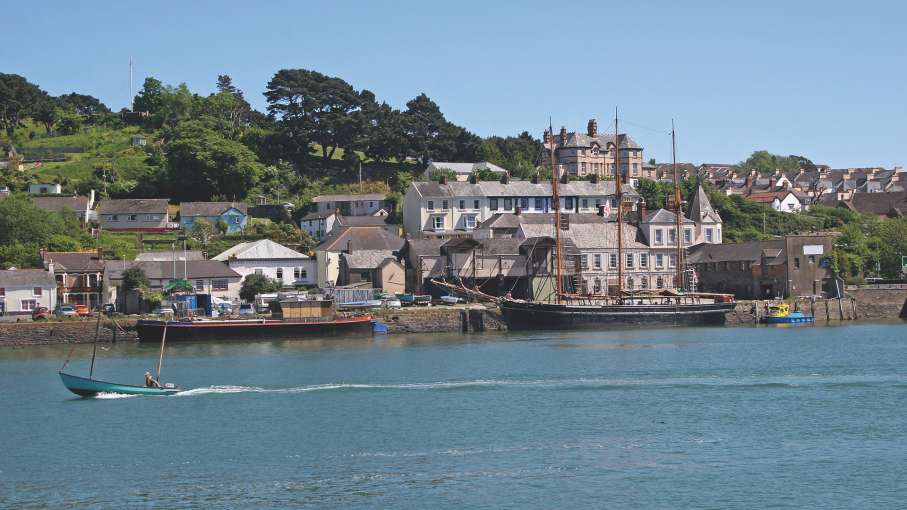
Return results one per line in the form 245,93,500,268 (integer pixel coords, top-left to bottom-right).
129,57,134,111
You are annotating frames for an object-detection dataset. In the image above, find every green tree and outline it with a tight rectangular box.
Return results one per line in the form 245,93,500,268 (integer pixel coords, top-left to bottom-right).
738,150,803,174
189,218,217,246
239,273,281,302
55,107,83,135
133,77,164,115
0,73,46,151
56,93,110,123
264,69,368,162
165,120,264,201
122,267,149,291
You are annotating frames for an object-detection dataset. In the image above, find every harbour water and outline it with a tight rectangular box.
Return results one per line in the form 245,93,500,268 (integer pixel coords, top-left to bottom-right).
1,322,905,509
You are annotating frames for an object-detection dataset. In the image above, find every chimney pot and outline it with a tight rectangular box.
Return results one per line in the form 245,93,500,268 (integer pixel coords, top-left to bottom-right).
500,172,509,184
587,118,598,137
439,174,447,185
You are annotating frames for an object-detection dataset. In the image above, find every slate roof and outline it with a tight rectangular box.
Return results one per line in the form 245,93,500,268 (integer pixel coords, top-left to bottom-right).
517,221,648,250
135,251,205,262
0,269,56,286
643,209,694,224
212,239,309,261
687,184,721,223
336,215,391,227
301,210,337,221
411,180,633,198
31,196,90,213
316,226,405,252
41,251,104,272
341,250,397,270
312,193,387,203
180,201,247,217
843,191,907,217
98,198,169,214
687,240,787,265
559,132,642,150
478,213,609,230
105,260,240,281
428,161,508,175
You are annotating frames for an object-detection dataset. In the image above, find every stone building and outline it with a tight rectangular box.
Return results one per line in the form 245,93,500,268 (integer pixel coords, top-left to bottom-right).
543,119,645,180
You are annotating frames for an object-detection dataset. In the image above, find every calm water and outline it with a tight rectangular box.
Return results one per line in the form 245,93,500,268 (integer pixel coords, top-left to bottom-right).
1,322,906,509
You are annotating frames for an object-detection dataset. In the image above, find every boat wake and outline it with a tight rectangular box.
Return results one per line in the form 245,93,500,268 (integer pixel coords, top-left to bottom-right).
93,392,139,399
173,374,907,396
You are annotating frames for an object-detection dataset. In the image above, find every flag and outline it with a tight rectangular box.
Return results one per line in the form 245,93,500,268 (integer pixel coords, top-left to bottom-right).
603,199,612,218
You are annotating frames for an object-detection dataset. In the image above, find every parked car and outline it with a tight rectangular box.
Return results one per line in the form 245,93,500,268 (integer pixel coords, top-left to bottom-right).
238,304,256,317
74,304,90,317
100,303,116,316
152,307,174,316
32,306,51,320
55,305,77,317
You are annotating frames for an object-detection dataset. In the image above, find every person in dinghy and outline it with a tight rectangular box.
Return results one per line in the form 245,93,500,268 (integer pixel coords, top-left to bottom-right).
144,371,162,388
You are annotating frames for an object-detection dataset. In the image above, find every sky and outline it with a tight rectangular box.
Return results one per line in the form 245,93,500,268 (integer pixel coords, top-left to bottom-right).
4,0,906,168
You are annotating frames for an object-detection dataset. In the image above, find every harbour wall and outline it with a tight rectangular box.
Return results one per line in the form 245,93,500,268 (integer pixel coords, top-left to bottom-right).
726,288,907,325
0,319,137,347
372,306,507,334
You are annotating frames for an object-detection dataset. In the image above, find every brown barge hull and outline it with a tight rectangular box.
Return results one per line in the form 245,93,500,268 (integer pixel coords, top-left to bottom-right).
136,316,374,342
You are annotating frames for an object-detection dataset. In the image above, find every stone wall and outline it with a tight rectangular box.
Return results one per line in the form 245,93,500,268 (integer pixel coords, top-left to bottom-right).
0,319,137,347
726,289,907,325
372,306,507,334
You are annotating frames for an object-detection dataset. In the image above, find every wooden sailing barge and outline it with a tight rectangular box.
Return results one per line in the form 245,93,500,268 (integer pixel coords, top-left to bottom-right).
498,114,735,329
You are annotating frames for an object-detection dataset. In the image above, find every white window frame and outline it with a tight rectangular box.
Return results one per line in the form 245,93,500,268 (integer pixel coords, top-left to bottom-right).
432,216,445,231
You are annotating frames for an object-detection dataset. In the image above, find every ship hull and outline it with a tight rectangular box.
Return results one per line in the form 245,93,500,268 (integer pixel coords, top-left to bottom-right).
500,300,736,330
136,315,374,343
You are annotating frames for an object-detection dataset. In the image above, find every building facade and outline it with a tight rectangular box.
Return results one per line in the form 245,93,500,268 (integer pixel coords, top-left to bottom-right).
0,268,57,318
179,202,248,233
543,119,645,179
403,176,637,237
212,239,316,288
40,250,105,308
311,193,391,216
98,199,171,231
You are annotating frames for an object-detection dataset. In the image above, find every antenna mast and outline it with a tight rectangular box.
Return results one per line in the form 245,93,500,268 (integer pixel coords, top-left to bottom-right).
549,118,564,303
672,120,685,291
615,108,623,301
129,57,134,111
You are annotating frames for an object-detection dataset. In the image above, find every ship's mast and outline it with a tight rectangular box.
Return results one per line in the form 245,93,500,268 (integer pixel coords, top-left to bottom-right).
615,108,623,301
672,120,684,291
549,119,564,303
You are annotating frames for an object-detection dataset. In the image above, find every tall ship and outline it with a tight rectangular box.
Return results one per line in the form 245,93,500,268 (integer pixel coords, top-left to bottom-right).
498,114,735,329
136,297,374,342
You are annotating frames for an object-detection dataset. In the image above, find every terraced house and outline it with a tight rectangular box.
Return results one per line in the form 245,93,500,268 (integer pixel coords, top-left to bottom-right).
98,198,171,231
40,250,105,308
403,174,637,237
180,201,248,233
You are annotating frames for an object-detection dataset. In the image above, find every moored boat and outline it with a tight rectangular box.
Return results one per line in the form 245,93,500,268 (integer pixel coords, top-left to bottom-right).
763,303,815,324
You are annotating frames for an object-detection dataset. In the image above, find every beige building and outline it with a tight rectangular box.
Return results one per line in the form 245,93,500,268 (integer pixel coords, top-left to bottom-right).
544,119,645,180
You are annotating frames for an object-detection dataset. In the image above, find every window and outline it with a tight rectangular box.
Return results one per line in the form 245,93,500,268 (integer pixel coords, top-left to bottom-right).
610,197,618,207
656,276,665,289
474,199,480,210
640,253,649,268
428,200,435,211
33,287,43,297
581,162,587,173
503,198,513,211
595,199,602,208
490,198,499,211
0,288,4,297
433,216,444,230
459,200,465,209
565,197,574,210
232,216,241,224
593,254,602,269
808,255,816,264
535,198,544,210
580,255,588,269
254,269,264,275
21,299,37,311
641,276,649,289
195,280,204,292
609,253,618,269
128,214,137,221
684,229,692,245
442,200,449,210
110,214,119,221
705,228,713,243
794,257,800,269
656,254,664,268
627,277,635,290
520,198,529,210
294,267,302,279
655,229,663,245
593,278,602,294
582,199,589,209
212,279,228,291
626,253,634,268
464,215,476,229
669,228,677,244
370,201,375,208
669,254,677,268
276,268,283,280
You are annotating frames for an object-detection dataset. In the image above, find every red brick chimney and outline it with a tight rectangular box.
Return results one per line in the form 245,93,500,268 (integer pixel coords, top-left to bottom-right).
638,198,647,221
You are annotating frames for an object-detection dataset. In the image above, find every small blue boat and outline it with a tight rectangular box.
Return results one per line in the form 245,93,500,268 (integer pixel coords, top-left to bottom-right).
370,319,389,334
59,372,180,397
763,303,815,324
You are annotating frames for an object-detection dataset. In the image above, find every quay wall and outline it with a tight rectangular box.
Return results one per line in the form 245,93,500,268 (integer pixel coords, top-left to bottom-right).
0,319,137,347
372,306,507,334
726,288,907,325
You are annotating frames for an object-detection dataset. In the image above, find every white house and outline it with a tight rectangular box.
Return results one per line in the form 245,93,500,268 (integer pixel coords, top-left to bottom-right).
28,183,62,195
311,193,391,216
403,175,636,237
746,190,806,213
423,161,508,181
0,267,58,318
212,239,316,289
